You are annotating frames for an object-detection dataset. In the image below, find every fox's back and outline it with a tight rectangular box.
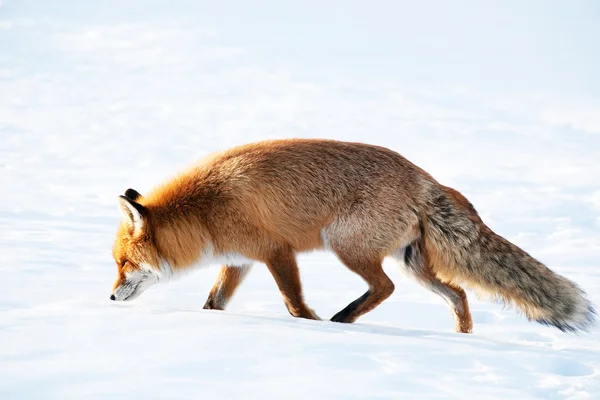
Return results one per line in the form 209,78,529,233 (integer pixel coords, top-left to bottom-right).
143,139,434,251
209,139,430,210
212,139,430,195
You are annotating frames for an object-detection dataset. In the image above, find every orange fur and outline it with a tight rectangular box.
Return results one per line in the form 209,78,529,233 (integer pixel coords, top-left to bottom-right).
110,139,595,333
203,265,252,311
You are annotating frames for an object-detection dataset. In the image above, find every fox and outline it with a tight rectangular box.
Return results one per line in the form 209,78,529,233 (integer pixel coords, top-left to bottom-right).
110,138,596,334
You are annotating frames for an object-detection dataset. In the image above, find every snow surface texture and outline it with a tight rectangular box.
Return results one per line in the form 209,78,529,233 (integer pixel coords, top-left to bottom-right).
1,1,600,399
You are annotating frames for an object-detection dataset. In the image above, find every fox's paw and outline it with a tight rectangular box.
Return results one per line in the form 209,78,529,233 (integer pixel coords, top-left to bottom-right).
330,310,356,323
203,297,225,311
456,319,473,334
288,305,321,320
307,308,321,321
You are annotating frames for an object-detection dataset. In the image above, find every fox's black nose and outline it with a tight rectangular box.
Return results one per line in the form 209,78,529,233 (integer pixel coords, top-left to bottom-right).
110,294,116,301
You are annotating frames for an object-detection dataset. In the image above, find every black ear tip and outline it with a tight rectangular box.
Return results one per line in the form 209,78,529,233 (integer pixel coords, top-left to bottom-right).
124,188,141,201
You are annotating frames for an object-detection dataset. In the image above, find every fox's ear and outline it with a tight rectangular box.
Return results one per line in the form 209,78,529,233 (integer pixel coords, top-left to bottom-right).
118,195,146,233
124,188,142,202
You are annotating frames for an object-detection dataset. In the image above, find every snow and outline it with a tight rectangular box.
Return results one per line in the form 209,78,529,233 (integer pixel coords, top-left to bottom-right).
1,1,600,399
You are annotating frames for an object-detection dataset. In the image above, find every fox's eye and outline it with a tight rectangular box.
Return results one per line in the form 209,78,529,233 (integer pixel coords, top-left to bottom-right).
121,260,128,268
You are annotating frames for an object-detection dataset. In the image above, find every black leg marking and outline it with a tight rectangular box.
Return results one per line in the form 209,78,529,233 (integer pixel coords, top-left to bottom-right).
330,291,371,323
403,244,414,265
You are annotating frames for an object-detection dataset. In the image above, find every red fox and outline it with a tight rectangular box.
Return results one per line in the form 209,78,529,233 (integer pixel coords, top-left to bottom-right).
110,139,595,333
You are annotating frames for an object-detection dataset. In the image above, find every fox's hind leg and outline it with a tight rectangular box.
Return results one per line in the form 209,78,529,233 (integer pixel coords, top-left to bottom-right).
324,206,416,323
396,243,473,333
330,255,395,323
203,265,252,310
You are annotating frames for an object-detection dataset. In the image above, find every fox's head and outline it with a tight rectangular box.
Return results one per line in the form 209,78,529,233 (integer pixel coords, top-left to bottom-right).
110,189,168,302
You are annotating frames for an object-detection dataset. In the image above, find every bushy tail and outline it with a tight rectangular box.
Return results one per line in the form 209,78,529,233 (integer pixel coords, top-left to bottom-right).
423,186,596,332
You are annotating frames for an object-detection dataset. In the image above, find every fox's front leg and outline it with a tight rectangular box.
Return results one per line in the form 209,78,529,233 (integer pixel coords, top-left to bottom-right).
265,248,320,320
203,265,252,310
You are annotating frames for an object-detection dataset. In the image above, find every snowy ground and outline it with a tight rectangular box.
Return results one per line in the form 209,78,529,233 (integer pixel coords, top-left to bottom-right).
2,1,600,399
